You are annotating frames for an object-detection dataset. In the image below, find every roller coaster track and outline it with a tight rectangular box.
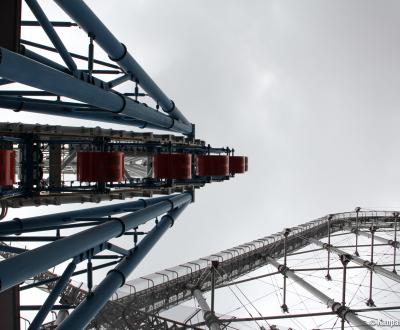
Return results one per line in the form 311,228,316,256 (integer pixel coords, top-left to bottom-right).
5,210,395,329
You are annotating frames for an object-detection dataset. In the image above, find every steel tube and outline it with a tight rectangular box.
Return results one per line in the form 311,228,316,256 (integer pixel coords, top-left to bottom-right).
0,196,171,235
0,48,192,134
25,0,77,73
28,261,76,330
0,96,162,130
54,0,191,125
0,193,191,292
20,45,68,73
351,228,399,248
58,205,189,330
309,238,400,284
192,289,221,330
266,257,373,330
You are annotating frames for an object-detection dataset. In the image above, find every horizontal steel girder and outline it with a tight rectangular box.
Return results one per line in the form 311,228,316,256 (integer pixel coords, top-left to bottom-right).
0,195,172,235
0,48,192,135
0,96,163,130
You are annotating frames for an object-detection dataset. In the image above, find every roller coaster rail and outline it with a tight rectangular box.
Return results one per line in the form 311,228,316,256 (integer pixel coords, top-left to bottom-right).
89,210,400,329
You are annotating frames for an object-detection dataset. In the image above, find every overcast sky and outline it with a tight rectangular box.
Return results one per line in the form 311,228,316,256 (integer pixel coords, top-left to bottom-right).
6,1,400,322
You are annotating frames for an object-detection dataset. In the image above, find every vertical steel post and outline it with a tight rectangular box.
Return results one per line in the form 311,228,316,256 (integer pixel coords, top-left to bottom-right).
339,254,350,330
88,34,94,76
281,228,290,312
210,260,219,316
393,212,398,274
366,225,376,307
354,207,360,256
326,215,332,280
58,205,188,330
28,260,76,330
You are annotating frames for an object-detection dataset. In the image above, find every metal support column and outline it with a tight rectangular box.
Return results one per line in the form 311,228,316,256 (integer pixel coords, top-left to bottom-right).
355,207,360,256
58,205,189,330
192,288,221,330
394,212,398,274
281,228,290,312
210,260,219,317
366,225,376,307
326,215,332,280
265,256,374,330
339,254,351,330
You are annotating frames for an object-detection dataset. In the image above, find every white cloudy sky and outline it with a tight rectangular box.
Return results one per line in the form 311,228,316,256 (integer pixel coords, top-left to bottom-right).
5,0,400,326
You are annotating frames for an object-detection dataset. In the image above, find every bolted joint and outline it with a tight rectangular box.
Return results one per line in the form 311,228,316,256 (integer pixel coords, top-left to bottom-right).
278,264,288,274
340,254,352,266
335,305,350,320
322,242,331,249
363,260,375,271
281,303,289,313
203,310,219,327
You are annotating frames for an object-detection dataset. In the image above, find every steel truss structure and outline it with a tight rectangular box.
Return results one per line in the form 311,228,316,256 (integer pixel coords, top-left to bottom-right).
77,210,399,329
0,1,246,329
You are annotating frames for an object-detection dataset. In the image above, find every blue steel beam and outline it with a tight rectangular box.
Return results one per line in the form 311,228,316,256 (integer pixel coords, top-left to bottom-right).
0,48,193,135
0,196,172,235
55,0,191,125
0,192,191,292
25,0,78,74
0,96,162,130
58,204,188,330
28,260,77,330
20,39,120,69
20,45,68,73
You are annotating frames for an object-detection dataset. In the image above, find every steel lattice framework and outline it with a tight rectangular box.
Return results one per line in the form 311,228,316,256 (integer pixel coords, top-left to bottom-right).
0,0,247,329
0,1,398,330
83,210,398,330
